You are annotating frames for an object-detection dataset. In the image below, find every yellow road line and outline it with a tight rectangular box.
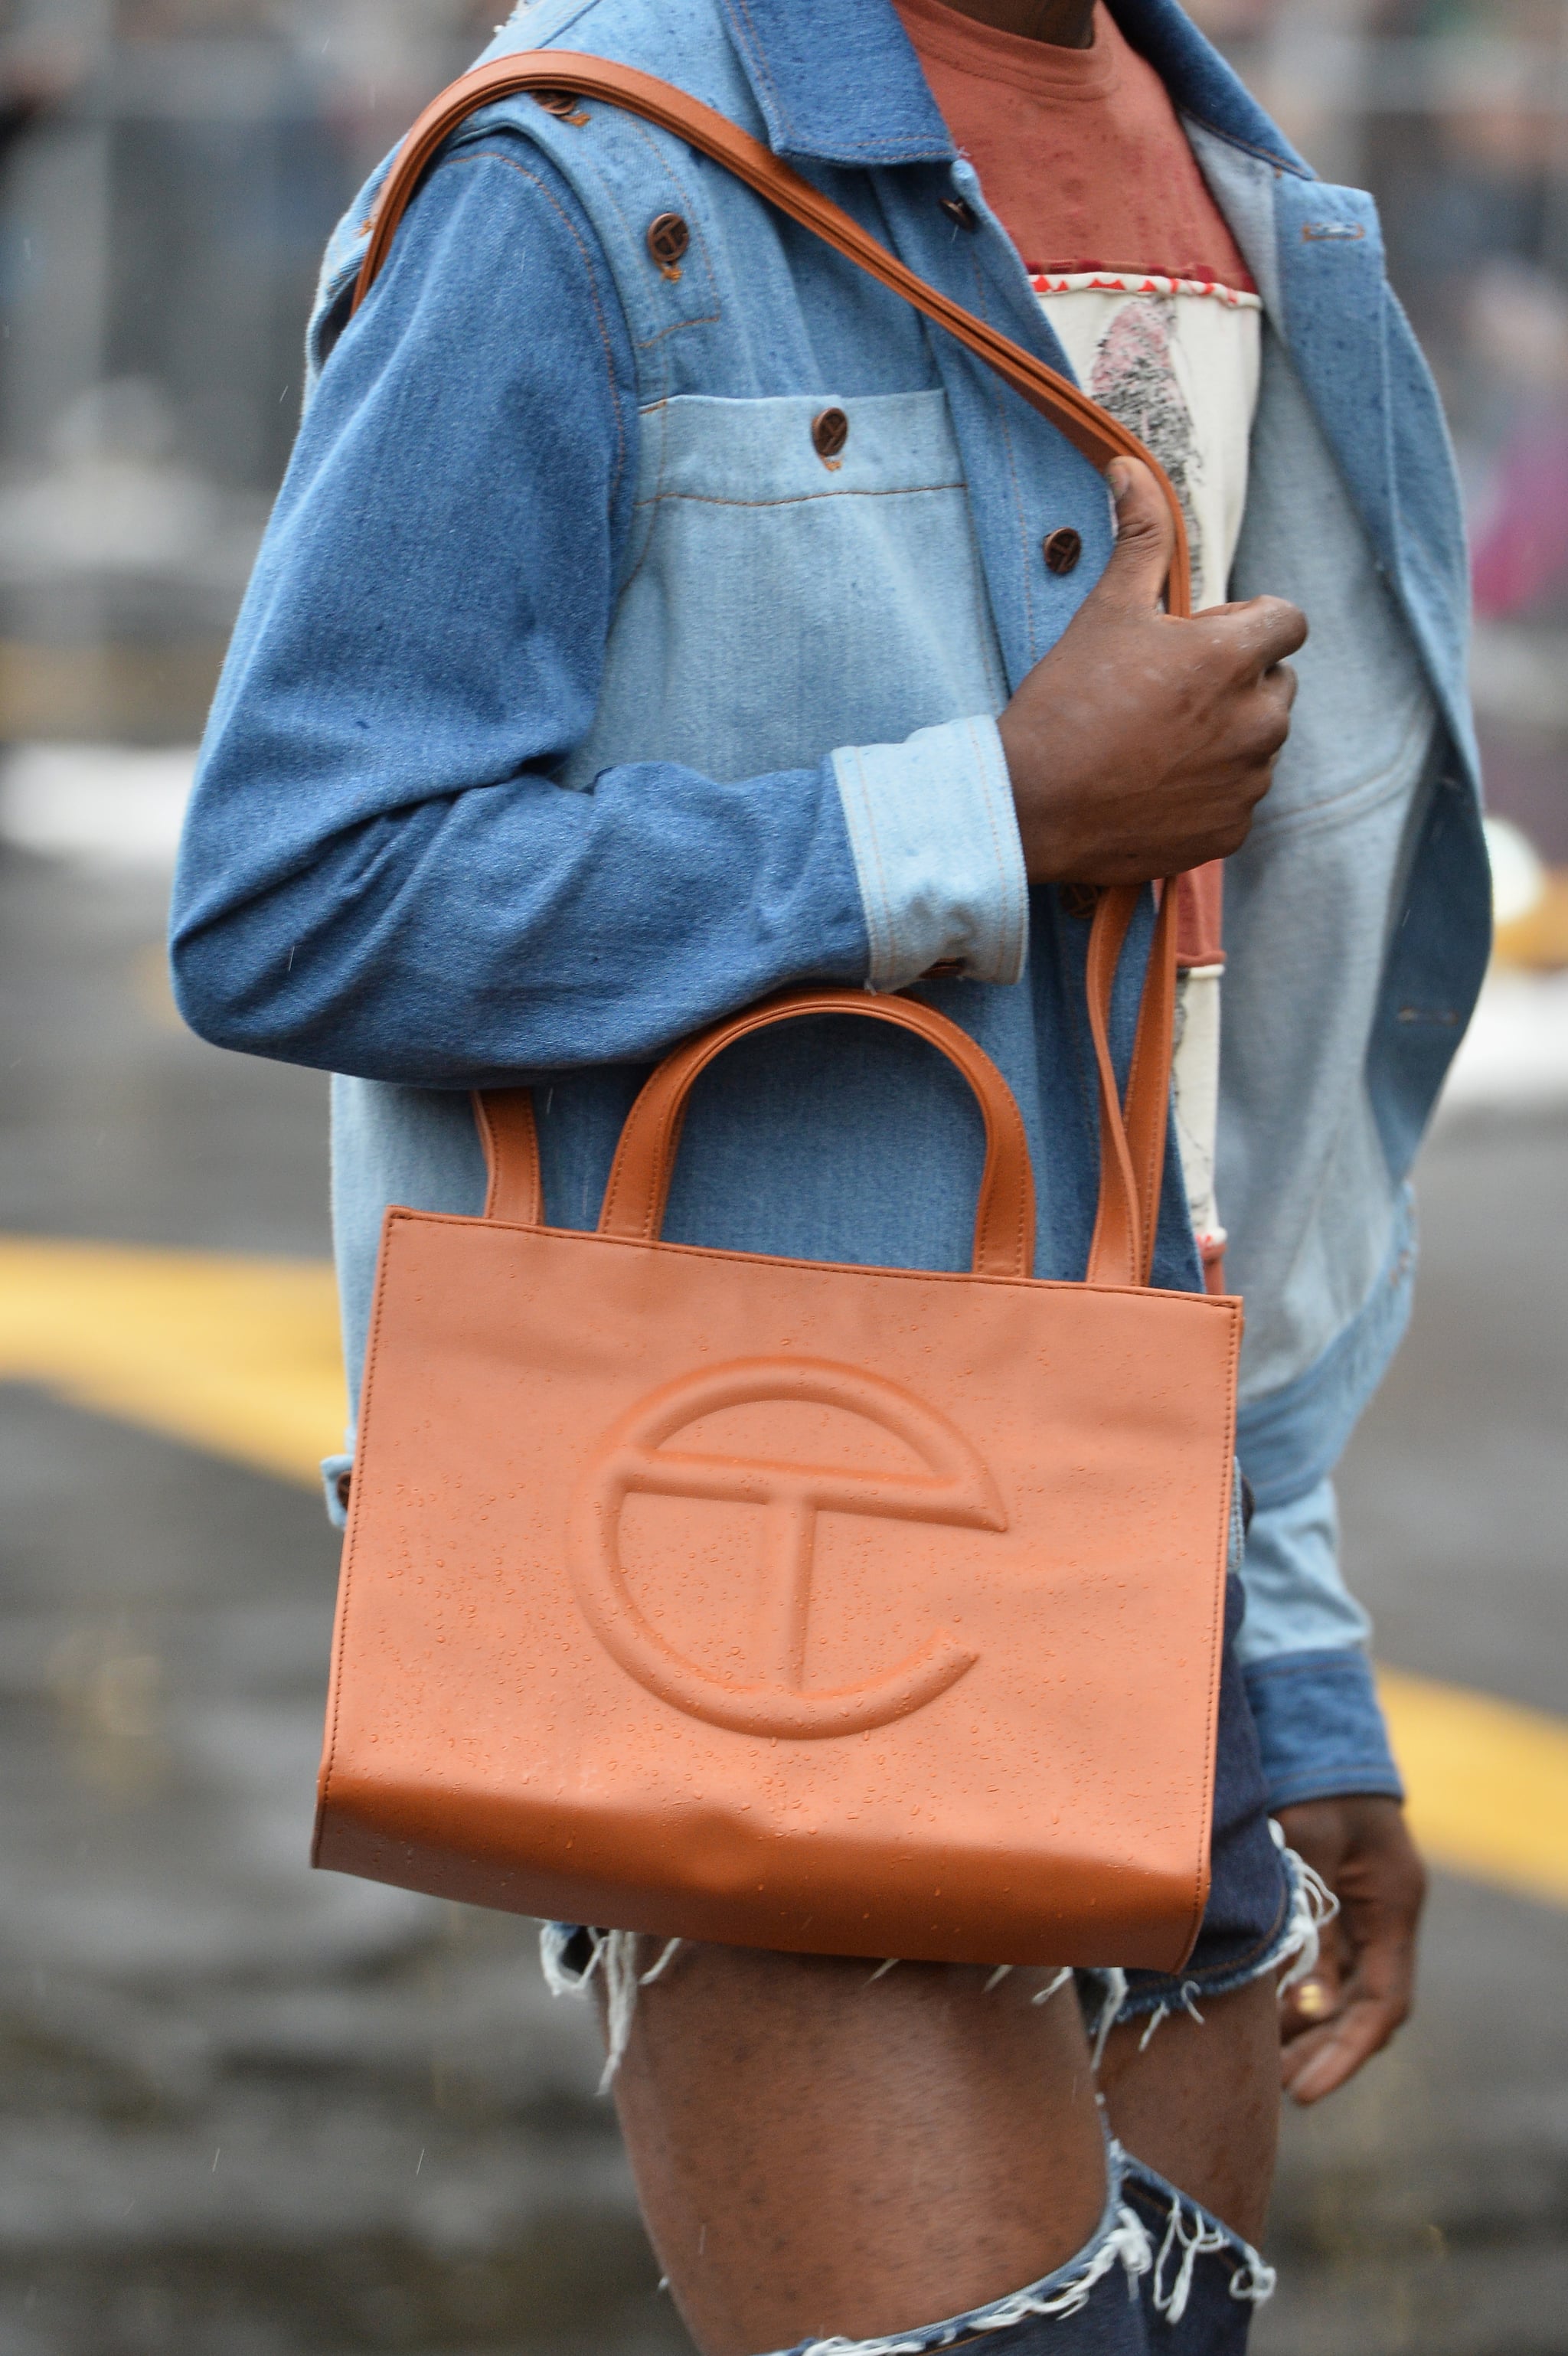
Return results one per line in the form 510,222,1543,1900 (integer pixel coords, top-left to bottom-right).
2,1234,1565,1907
0,1234,341,1490
1377,1668,1568,1910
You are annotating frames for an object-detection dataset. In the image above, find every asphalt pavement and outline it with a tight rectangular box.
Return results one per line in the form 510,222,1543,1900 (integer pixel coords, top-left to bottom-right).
1,818,1564,2356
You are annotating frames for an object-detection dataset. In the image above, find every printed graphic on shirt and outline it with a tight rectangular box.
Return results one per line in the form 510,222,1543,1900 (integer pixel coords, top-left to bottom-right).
1032,276,1262,615
1090,298,1202,566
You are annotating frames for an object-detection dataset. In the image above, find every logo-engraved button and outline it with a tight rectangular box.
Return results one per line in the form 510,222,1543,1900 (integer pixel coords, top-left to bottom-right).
534,90,589,124
569,1359,1005,1739
812,407,849,466
1043,526,1083,576
647,212,690,279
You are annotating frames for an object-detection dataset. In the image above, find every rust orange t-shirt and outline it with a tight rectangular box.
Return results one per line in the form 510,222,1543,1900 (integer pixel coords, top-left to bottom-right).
893,0,1254,288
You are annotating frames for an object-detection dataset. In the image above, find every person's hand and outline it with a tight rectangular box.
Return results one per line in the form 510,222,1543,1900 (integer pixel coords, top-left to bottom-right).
996,458,1308,885
1275,1795,1426,2105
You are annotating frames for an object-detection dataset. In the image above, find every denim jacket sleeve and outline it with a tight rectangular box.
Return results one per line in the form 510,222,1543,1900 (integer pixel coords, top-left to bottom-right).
1237,1479,1403,1810
168,137,1026,1083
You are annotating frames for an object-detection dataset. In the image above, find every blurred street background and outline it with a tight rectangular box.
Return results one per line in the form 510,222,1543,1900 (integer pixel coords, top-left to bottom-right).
0,0,1566,2351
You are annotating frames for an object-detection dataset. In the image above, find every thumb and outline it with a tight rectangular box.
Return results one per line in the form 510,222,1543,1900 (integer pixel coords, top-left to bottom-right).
1100,456,1176,613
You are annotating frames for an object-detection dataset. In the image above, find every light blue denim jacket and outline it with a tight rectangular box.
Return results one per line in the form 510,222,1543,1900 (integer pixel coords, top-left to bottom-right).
169,0,1489,1810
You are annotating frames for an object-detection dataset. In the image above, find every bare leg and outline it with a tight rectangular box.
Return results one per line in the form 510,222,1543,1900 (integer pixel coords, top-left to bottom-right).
1096,1976,1282,2243
606,1942,1107,2356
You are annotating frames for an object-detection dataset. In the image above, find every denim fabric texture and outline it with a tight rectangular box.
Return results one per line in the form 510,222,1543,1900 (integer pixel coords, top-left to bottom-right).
1243,1648,1403,1811
170,0,1488,1805
1119,1576,1298,2019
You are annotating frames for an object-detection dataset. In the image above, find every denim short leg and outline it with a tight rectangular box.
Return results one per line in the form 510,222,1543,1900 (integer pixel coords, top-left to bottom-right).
1119,2153,1276,2353
1110,1574,1319,2034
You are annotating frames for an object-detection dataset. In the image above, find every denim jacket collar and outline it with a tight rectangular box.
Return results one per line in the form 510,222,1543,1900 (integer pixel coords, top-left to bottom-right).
714,0,1311,175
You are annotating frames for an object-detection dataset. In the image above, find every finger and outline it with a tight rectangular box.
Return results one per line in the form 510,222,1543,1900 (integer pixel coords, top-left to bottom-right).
1282,1985,1409,2105
1278,1906,1348,2045
1282,1912,1416,2102
1264,659,1299,712
1208,594,1308,676
1279,1957,1342,2044
1100,457,1178,615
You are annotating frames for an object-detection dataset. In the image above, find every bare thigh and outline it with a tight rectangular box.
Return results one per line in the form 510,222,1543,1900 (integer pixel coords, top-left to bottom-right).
1096,1974,1282,2245
604,1946,1283,2356
606,1941,1106,2356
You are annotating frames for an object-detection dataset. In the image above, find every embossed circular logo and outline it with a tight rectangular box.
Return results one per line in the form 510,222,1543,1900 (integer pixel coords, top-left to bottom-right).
568,1359,1005,1739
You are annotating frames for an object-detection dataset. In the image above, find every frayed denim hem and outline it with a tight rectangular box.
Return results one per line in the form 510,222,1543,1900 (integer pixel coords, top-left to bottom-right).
1102,1832,1338,2042
1120,2152,1276,2335
539,1923,681,2092
536,1834,1337,2090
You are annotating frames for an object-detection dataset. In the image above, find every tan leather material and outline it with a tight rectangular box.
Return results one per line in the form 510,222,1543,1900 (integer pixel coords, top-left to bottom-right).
594,991,1036,1279
1122,884,1180,1287
320,980,1240,1966
351,52,1193,620
1083,884,1178,1290
473,1088,543,1226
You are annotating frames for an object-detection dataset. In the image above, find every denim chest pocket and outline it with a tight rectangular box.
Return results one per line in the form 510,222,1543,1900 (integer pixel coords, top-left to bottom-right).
564,390,1010,787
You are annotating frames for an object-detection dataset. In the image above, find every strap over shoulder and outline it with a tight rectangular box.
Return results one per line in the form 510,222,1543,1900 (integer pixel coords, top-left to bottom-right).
352,52,1193,618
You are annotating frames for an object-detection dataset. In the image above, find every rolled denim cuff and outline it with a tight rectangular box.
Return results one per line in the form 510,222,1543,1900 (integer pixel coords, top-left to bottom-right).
831,715,1027,990
1244,1648,1405,1812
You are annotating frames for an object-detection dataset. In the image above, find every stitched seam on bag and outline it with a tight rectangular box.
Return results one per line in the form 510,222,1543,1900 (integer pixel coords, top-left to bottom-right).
397,1207,1238,1302
1124,917,1167,1283
1187,1860,1293,1983
318,1211,404,1812
1190,1304,1244,1946
439,152,632,517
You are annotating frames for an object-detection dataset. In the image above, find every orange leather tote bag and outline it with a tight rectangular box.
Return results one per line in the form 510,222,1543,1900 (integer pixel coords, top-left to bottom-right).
313,61,1242,1971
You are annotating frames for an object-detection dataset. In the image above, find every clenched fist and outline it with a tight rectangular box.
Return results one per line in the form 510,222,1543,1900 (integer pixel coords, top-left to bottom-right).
998,457,1308,884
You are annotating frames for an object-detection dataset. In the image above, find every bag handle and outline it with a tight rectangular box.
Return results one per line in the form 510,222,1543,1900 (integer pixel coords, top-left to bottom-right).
351,53,1192,621
597,987,1037,1277
474,893,1171,1287
354,55,1181,1285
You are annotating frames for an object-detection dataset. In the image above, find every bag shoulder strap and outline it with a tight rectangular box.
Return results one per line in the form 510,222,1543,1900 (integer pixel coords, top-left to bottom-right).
352,53,1191,620
356,53,1182,1288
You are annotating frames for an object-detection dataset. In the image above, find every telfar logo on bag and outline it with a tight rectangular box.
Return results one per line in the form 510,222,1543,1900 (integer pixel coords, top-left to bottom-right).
568,1359,1008,1739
